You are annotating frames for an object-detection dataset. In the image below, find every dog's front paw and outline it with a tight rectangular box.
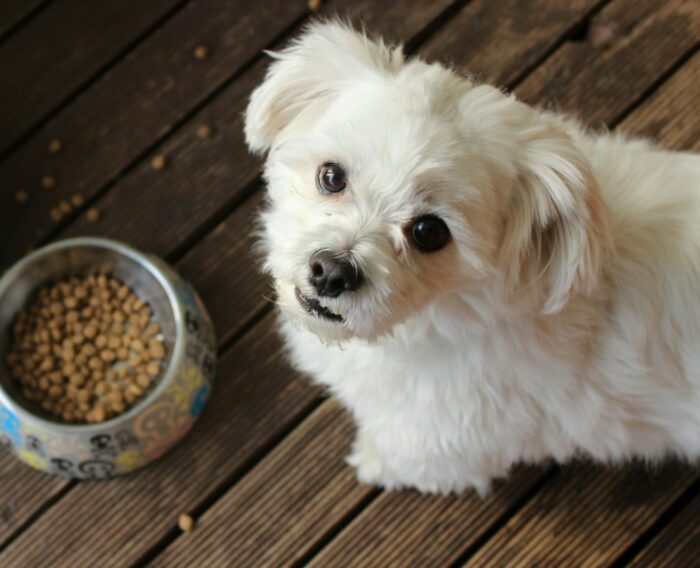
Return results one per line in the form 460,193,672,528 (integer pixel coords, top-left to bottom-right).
347,433,402,490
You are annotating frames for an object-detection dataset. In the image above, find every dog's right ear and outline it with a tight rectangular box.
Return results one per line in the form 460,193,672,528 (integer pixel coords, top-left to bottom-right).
244,21,404,154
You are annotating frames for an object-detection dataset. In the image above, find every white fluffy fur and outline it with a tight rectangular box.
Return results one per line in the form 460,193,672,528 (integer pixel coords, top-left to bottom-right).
245,22,700,495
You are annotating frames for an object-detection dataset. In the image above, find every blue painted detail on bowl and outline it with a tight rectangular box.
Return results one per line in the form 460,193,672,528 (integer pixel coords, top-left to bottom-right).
190,385,210,418
0,405,22,446
175,282,202,314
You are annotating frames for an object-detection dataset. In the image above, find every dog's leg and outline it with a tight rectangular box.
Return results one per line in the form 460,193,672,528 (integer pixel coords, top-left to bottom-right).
346,430,405,490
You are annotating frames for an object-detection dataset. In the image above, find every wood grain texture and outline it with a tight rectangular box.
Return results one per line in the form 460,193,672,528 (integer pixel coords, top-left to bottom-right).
308,466,547,568
618,50,700,151
420,0,602,87
628,490,700,567
516,0,700,127
152,400,372,568
0,0,187,154
0,0,45,40
0,313,322,568
0,451,67,546
464,463,697,567
0,0,310,265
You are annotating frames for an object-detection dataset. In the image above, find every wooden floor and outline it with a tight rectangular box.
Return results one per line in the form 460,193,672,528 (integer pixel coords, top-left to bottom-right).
0,0,698,566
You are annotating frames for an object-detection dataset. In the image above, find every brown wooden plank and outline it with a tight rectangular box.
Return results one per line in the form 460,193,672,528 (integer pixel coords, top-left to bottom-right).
0,313,322,567
307,468,545,568
617,50,700,151
516,0,700,127
0,0,188,154
0,451,67,544
628,491,700,567
464,463,696,567
0,0,45,40
152,400,372,567
0,0,311,265
0,0,457,559
420,0,602,87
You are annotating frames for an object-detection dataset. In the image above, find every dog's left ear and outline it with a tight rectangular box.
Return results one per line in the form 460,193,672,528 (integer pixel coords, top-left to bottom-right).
244,21,404,154
498,103,611,314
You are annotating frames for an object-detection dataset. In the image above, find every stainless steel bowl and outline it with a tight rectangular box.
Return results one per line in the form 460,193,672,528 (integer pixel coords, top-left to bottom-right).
0,238,216,479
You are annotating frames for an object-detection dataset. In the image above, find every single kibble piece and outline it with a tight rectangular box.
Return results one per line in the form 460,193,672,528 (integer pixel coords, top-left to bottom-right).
193,45,208,59
15,190,29,204
86,207,102,223
49,139,62,154
59,200,72,215
50,207,63,222
196,124,213,139
308,0,322,11
41,175,56,190
151,154,166,171
71,193,85,208
178,514,195,532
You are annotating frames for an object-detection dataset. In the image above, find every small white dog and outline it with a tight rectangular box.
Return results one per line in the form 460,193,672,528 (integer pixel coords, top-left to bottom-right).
244,22,700,495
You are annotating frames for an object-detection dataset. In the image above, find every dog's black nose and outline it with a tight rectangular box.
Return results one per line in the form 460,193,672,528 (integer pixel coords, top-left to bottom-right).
309,251,363,298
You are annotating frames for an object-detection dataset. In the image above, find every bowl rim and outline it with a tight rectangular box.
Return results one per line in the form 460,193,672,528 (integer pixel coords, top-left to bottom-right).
0,237,186,435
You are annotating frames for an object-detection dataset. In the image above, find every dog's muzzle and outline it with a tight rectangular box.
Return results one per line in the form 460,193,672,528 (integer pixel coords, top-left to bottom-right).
295,287,343,322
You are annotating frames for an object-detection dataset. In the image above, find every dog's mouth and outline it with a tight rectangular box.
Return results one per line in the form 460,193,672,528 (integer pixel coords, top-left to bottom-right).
295,287,343,323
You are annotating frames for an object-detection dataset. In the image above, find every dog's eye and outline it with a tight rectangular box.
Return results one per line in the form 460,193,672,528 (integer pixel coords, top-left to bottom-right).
410,215,451,252
317,163,347,194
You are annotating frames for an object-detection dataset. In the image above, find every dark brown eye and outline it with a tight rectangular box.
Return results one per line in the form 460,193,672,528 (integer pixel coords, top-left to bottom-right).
317,162,347,194
411,215,451,252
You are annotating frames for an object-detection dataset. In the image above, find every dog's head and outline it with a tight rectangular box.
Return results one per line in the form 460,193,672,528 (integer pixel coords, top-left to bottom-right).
245,22,609,342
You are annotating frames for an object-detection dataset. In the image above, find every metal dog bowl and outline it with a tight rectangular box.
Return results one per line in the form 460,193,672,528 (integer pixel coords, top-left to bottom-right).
0,238,216,480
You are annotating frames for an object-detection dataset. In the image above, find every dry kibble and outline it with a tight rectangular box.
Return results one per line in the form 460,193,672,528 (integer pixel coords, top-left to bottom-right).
151,154,166,171
193,45,208,59
146,361,160,377
86,207,102,223
7,273,167,423
50,207,63,222
49,139,62,153
71,194,85,208
150,340,166,359
178,514,195,532
42,175,56,189
15,190,29,204
59,200,72,215
196,124,213,139
308,0,322,11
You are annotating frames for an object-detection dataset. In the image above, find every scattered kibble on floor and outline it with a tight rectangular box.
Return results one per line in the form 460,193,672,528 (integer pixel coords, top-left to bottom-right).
6,274,166,423
71,193,85,208
178,514,195,532
50,207,63,222
193,45,209,59
15,190,29,204
308,0,322,11
42,175,56,190
151,154,167,171
196,124,213,139
59,200,72,215
49,139,62,154
86,207,102,223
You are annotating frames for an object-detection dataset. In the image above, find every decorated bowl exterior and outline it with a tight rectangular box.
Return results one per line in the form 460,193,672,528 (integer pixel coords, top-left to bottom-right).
0,239,216,480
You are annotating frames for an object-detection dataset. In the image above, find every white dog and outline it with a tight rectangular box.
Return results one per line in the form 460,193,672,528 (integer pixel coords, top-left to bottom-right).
244,22,700,495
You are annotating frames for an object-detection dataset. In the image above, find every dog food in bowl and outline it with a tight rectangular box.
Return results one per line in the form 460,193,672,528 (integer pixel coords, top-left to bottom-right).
0,238,216,480
6,274,167,424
